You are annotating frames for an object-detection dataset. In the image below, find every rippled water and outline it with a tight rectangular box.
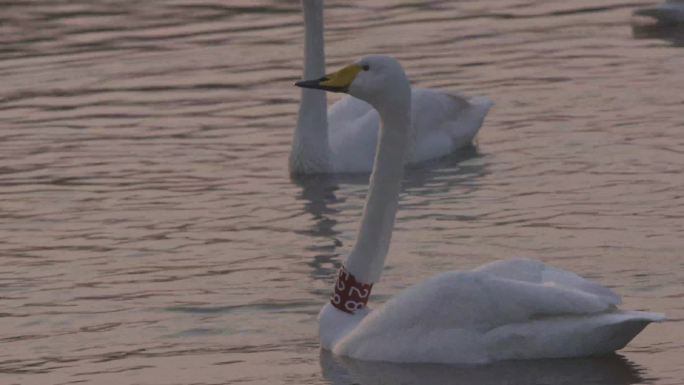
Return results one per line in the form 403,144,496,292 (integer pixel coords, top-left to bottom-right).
1,1,683,384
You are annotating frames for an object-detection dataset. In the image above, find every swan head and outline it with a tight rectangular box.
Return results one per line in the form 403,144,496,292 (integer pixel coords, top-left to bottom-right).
295,55,410,108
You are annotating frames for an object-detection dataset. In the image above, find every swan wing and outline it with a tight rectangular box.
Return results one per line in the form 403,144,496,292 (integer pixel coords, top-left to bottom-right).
474,258,622,305
333,260,658,362
410,89,493,163
326,89,493,172
328,94,375,122
327,95,380,172
353,266,618,335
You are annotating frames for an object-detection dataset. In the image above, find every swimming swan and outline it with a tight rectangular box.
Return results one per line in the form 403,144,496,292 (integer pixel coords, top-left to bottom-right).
295,55,665,364
291,0,493,175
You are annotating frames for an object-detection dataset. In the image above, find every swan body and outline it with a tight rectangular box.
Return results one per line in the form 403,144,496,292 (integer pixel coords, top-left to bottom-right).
327,90,492,173
321,259,663,363
296,55,664,364
634,0,684,24
291,0,492,174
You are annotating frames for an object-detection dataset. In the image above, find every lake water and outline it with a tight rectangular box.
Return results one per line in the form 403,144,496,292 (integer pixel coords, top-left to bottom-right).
1,1,683,384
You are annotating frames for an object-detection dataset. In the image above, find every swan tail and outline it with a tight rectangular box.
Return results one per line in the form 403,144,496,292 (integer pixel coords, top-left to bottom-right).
445,95,493,146
468,95,495,110
488,311,665,361
611,310,666,323
564,311,665,355
464,96,494,129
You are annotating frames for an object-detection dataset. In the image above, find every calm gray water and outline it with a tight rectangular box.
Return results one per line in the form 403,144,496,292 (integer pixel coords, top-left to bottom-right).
1,1,683,384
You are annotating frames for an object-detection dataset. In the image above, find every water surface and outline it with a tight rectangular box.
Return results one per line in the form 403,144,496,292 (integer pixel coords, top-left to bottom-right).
1,1,683,384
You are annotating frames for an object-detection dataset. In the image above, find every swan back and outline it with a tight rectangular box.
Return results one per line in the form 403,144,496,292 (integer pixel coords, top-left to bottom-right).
474,259,622,305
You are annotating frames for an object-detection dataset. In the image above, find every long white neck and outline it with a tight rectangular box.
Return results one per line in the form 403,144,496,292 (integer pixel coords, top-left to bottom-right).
290,0,330,174
344,90,412,284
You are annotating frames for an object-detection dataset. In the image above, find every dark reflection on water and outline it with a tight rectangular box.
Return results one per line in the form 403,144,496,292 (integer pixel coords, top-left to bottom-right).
321,350,646,385
294,147,487,281
632,24,684,46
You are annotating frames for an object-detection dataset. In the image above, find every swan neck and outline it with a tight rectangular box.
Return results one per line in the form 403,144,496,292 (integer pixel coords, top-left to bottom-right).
302,0,325,79
291,0,329,174
344,94,411,284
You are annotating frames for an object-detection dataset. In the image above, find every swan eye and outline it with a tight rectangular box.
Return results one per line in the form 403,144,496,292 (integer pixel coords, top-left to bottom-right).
362,64,370,71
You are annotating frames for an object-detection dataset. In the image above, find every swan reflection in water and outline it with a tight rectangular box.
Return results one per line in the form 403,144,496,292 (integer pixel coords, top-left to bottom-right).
632,1,684,46
632,23,684,46
320,349,646,385
292,146,488,281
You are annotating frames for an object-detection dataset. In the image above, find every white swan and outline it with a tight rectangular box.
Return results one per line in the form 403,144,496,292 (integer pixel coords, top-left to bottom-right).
634,0,684,25
291,0,493,175
295,55,665,364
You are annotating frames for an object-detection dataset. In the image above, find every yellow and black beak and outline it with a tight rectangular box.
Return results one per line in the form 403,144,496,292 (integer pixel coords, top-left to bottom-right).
295,63,363,93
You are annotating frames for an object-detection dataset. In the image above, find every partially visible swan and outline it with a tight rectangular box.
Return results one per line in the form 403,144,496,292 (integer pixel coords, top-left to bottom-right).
291,0,493,175
634,0,684,25
296,55,665,364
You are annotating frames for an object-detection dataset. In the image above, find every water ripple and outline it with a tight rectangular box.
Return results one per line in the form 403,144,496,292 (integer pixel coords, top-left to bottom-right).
0,0,682,384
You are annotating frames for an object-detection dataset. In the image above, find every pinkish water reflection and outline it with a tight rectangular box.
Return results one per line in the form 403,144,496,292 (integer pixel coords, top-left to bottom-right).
0,1,682,384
